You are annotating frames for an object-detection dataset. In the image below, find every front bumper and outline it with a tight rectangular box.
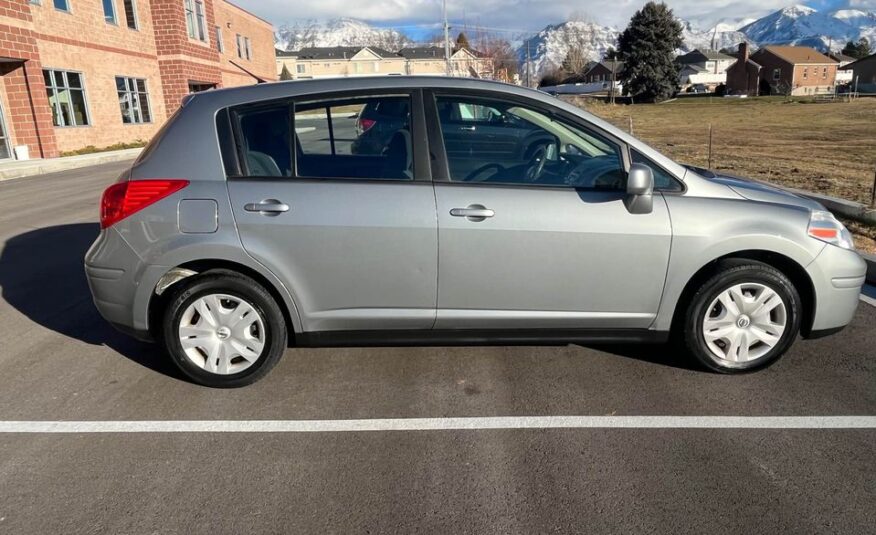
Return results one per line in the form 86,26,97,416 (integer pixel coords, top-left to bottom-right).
805,244,867,335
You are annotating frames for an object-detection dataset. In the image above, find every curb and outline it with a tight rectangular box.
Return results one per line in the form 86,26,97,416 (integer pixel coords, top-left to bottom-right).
0,148,142,181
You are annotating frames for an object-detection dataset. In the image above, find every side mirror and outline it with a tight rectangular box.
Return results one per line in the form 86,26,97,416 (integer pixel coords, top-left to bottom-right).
625,163,654,214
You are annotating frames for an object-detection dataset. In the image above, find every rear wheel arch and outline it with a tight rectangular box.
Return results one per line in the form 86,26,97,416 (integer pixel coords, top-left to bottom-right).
148,259,300,343
670,250,816,338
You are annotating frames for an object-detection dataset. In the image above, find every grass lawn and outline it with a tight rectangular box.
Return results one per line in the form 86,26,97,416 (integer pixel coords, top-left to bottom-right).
570,96,876,253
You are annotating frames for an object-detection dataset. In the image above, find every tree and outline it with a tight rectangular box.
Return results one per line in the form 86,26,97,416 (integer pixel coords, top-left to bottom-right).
561,47,588,77
279,64,293,81
604,47,619,60
842,38,871,59
616,2,683,102
455,32,470,51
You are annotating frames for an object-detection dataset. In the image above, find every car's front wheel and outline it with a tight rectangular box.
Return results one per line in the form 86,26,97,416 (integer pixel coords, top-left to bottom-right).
162,271,287,388
683,260,801,373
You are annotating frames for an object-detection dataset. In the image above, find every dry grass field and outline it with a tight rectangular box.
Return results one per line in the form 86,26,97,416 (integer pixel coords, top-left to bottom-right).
571,96,876,252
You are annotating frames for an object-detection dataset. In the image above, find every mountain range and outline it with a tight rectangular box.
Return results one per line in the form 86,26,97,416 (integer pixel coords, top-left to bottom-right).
274,4,876,77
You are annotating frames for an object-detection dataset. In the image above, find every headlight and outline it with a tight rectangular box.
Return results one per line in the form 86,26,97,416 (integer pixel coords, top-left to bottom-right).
808,210,855,250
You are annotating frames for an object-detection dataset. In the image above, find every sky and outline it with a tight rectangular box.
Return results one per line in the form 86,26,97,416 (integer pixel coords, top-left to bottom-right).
233,0,874,35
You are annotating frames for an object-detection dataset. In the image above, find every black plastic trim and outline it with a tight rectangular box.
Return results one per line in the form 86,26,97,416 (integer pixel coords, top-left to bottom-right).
803,325,846,340
296,328,670,348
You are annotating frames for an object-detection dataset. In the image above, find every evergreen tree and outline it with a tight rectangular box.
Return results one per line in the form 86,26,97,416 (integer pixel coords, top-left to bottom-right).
842,38,871,59
617,2,683,102
455,32,470,51
279,64,293,81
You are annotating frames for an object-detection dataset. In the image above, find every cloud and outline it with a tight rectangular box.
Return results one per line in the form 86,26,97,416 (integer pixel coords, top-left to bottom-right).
231,0,813,32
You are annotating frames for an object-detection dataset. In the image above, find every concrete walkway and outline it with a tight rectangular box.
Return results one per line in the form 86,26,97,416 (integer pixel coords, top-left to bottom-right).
0,148,142,181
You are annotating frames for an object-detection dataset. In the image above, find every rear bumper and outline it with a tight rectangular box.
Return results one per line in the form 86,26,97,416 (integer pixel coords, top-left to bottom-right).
804,245,867,336
84,228,162,341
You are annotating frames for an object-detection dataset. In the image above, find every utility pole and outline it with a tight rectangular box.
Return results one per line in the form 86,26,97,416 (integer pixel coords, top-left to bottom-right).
610,57,616,105
525,41,531,87
443,0,451,76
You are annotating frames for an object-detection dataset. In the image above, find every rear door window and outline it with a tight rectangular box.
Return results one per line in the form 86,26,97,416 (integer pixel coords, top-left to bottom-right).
236,104,293,177
295,95,413,180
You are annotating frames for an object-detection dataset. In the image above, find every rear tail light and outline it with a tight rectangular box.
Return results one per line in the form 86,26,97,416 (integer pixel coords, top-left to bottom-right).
100,179,189,229
807,210,854,250
357,117,377,134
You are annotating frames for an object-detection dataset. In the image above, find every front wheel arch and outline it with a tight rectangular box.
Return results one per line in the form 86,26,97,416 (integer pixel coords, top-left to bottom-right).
670,250,816,339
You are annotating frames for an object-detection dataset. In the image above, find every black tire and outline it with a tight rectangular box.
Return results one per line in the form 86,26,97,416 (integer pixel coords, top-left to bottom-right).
162,271,287,388
683,259,801,373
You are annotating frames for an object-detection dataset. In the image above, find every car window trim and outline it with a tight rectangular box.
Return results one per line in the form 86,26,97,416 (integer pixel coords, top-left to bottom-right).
223,88,431,184
423,88,631,190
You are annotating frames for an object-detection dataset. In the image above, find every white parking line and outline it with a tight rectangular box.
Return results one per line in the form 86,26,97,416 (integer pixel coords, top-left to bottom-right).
0,416,874,433
861,286,876,307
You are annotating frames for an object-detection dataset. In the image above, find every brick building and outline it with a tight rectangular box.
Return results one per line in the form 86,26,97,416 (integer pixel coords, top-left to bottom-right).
0,0,276,160
727,43,838,97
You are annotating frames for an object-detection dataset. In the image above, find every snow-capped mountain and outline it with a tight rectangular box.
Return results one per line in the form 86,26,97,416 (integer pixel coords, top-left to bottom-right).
679,19,750,54
275,18,412,52
739,4,874,50
517,21,619,76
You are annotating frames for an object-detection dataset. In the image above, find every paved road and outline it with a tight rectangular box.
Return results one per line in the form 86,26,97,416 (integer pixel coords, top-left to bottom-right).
0,162,874,533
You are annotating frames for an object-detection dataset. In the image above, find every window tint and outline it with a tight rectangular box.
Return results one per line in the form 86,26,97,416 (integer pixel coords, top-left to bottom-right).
294,96,413,180
237,105,292,177
630,149,683,192
435,95,624,189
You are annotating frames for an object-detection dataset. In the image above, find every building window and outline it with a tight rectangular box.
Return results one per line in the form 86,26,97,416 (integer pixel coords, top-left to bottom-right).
773,68,781,80
803,67,808,79
122,0,138,30
296,64,306,74
53,0,69,11
116,76,151,124
215,26,223,53
236,34,243,58
823,67,828,79
245,37,252,60
102,0,117,24
43,69,90,127
30,0,41,5
184,0,206,42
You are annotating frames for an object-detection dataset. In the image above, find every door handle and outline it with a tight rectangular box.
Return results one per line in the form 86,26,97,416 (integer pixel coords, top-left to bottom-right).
450,205,494,222
244,199,290,215
459,125,476,131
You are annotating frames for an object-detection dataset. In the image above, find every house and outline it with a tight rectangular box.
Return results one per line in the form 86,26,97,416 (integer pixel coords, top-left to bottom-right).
829,52,856,84
398,46,493,77
841,52,876,93
727,44,838,96
0,0,276,160
581,61,624,83
276,47,406,79
676,49,736,88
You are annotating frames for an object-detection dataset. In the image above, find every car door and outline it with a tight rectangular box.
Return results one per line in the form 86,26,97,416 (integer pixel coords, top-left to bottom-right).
223,90,438,332
426,91,673,330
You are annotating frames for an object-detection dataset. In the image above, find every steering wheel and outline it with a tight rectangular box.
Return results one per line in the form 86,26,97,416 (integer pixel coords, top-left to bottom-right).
464,163,504,183
525,144,549,183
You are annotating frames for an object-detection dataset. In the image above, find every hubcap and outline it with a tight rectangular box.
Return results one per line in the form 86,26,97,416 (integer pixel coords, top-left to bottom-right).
178,293,266,375
702,283,787,365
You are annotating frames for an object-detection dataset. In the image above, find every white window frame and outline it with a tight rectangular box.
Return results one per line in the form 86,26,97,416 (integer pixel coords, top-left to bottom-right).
245,37,252,60
215,26,224,53
102,0,117,24
53,0,70,12
236,34,243,58
122,0,139,30
43,69,91,127
184,0,207,42
115,76,152,125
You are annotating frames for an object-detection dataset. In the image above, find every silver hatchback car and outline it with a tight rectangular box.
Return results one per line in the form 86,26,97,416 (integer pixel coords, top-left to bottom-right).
85,77,866,387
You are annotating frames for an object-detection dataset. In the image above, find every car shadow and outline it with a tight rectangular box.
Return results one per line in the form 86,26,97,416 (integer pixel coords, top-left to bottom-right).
583,342,698,371
0,223,184,380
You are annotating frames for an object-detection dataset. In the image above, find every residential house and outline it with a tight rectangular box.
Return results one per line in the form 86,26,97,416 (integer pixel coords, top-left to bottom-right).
841,52,876,93
727,44,838,96
0,0,276,160
276,46,406,79
829,52,857,84
276,45,493,80
676,49,736,88
581,61,623,83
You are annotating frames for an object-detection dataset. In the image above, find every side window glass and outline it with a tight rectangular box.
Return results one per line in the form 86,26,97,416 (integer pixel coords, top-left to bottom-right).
630,149,683,192
237,105,292,177
435,96,624,189
295,95,413,180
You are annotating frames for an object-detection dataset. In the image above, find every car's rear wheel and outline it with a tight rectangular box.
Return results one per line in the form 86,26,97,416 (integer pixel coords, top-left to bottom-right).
683,260,801,373
162,272,287,388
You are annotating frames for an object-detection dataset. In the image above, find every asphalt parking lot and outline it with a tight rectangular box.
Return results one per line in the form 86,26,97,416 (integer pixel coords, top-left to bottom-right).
0,161,874,533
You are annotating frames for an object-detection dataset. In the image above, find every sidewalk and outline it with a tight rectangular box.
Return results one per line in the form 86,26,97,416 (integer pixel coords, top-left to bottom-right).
0,148,142,181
